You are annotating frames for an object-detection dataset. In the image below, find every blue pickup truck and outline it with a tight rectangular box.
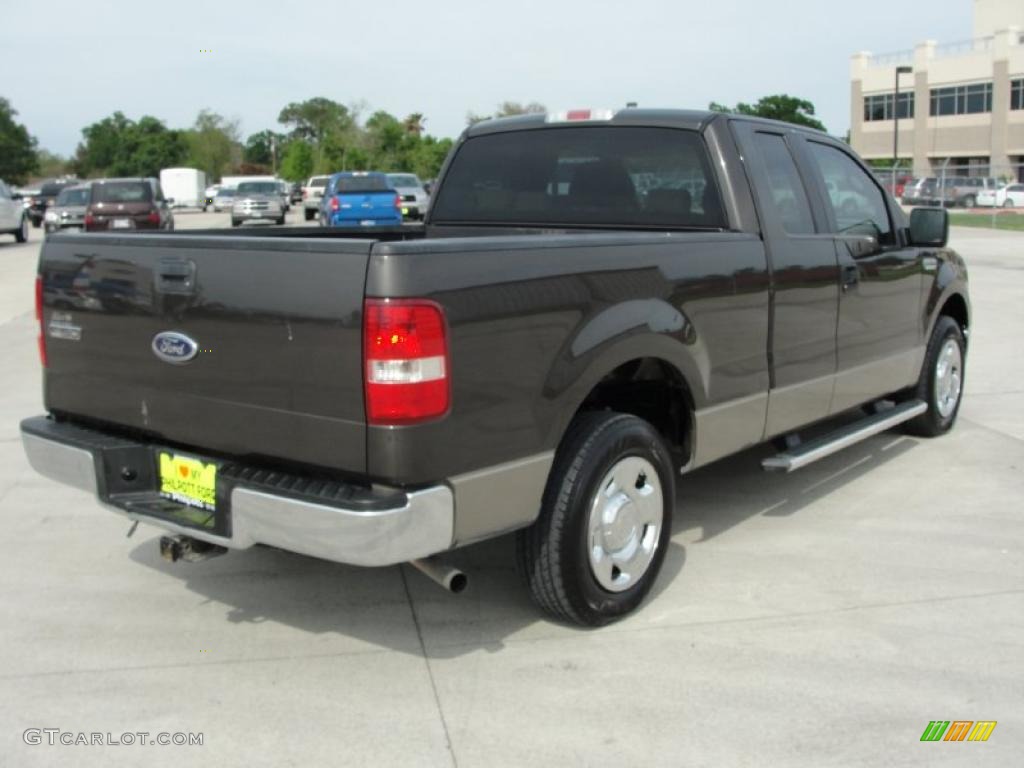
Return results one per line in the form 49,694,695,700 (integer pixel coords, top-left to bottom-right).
319,172,403,227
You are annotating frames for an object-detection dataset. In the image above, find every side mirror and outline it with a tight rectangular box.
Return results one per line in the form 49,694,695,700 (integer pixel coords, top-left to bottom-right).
165,197,174,206
908,207,948,248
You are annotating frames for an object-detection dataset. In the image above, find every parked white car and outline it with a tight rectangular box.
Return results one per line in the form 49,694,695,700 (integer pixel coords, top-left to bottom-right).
977,183,1024,208
0,179,29,242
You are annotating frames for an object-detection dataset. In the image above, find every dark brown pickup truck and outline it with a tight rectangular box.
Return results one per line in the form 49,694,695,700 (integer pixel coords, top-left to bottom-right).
22,109,969,625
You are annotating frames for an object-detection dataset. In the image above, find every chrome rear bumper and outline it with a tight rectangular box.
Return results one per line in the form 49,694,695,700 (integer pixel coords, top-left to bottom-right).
21,417,454,567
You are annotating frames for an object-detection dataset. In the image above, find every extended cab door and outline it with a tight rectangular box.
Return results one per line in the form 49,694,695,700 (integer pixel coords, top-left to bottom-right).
731,122,840,437
796,138,924,413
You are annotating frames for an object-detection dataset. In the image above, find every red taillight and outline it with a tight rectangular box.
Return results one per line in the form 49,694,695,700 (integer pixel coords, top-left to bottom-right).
330,196,340,212
302,189,308,199
147,209,160,224
394,194,402,210
566,109,592,121
364,299,449,425
84,212,95,228
35,276,47,368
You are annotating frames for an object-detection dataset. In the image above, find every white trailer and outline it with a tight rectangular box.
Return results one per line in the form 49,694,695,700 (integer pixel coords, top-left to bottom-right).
159,168,208,209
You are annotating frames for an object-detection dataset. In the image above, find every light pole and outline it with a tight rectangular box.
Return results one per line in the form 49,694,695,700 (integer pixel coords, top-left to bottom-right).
893,65,913,179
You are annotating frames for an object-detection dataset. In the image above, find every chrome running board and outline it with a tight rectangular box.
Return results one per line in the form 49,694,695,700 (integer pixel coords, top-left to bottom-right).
761,400,928,473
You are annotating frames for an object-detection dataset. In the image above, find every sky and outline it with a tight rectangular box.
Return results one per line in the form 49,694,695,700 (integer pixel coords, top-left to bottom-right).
2,0,970,156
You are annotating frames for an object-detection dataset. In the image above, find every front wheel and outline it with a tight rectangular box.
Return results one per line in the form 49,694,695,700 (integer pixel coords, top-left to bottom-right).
904,316,966,437
517,412,675,626
1004,199,1015,209
276,216,285,225
304,208,316,221
962,195,976,208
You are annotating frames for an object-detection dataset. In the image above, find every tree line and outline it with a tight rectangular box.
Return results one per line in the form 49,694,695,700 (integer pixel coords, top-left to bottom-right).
0,94,830,186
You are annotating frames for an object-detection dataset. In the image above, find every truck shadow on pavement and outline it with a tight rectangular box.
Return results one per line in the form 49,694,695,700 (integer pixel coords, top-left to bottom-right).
127,425,919,659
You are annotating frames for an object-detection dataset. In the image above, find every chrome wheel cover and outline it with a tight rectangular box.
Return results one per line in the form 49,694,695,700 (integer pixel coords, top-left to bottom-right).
586,456,663,593
934,338,963,419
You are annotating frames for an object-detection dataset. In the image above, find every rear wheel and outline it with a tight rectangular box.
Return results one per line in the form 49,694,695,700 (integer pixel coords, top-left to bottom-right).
517,411,675,626
904,316,965,437
304,208,315,221
230,218,241,228
1004,199,1015,209
276,216,285,225
15,216,28,243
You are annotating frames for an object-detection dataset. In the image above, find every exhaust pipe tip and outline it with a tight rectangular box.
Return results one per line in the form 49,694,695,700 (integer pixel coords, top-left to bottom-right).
410,557,468,594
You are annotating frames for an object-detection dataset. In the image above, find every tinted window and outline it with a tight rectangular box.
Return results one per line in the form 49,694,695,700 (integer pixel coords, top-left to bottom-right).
807,142,892,242
236,182,279,195
57,188,90,206
41,182,68,196
431,126,726,229
387,174,421,188
308,177,329,189
334,176,391,193
753,133,815,235
93,182,152,203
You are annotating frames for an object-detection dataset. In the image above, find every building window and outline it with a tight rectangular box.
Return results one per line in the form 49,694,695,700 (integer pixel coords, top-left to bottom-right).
863,92,914,122
1012,79,1024,110
929,83,993,116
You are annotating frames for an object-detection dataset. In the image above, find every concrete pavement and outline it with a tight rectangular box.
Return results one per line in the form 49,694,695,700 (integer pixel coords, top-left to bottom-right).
0,219,1020,766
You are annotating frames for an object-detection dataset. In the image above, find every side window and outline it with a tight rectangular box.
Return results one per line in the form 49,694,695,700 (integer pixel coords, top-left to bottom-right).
753,133,815,235
807,142,893,243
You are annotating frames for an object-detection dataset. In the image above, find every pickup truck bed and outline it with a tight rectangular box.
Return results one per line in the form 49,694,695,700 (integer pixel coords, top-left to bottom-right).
23,109,970,625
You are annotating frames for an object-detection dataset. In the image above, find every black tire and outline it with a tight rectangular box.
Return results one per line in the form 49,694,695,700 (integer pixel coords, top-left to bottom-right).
304,208,315,221
15,216,28,243
31,217,41,229
903,316,966,437
276,216,285,225
230,218,241,228
1004,199,1015,209
963,195,976,208
517,411,675,626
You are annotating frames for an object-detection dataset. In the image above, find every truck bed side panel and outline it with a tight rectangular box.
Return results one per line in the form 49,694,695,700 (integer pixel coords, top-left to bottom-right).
365,232,770,485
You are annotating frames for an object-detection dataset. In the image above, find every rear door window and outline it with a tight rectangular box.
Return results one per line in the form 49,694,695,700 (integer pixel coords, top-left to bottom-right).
752,133,816,235
431,126,727,229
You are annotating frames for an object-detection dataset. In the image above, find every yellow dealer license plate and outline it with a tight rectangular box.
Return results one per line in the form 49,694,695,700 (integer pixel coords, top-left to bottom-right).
158,451,217,512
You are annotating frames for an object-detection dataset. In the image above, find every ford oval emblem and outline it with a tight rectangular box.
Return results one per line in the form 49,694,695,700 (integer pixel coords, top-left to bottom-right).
152,331,199,364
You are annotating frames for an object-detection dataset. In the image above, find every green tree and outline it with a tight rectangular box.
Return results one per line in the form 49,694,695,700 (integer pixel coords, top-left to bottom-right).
185,109,241,181
467,101,546,126
278,98,353,169
35,149,70,179
279,140,314,182
494,101,546,117
0,98,38,184
709,95,826,132
243,129,284,167
73,112,186,177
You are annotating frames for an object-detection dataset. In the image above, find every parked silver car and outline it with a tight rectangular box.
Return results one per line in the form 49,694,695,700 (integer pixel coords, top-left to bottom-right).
231,181,285,226
44,184,92,235
386,173,430,220
213,187,236,212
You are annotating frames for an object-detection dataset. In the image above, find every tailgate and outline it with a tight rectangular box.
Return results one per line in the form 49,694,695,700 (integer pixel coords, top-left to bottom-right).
39,233,372,474
337,192,398,221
